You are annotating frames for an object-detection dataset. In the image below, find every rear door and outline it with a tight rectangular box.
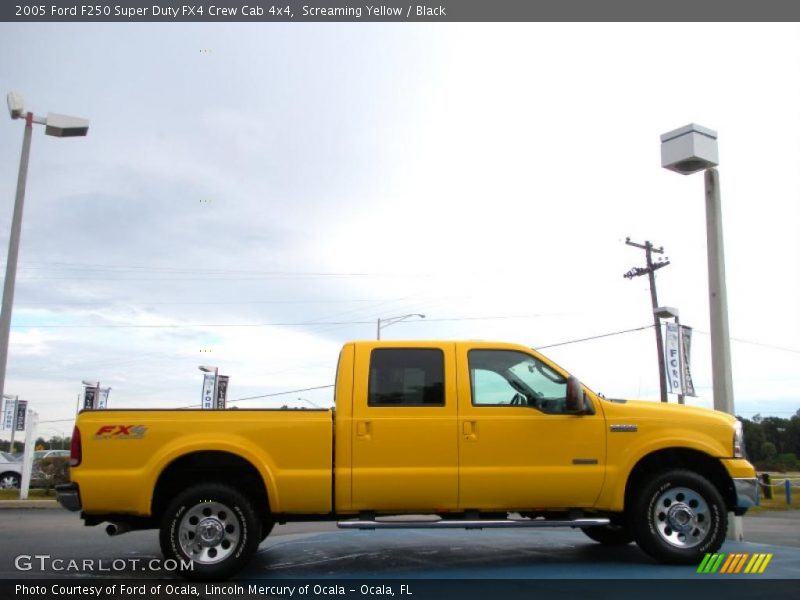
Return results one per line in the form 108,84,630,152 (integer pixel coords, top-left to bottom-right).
351,342,458,511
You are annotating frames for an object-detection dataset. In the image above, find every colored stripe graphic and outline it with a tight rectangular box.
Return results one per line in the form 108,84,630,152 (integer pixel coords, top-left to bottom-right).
720,554,737,573
696,554,713,573
733,554,749,573
698,553,772,574
758,554,773,573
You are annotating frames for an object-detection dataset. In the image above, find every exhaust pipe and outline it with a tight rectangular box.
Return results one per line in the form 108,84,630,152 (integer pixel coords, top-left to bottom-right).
106,522,132,536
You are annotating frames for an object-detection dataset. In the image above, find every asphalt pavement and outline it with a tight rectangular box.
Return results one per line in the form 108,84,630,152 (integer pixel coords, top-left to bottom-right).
0,508,798,579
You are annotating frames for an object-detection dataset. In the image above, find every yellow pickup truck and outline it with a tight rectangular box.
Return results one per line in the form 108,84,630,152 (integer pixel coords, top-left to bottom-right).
57,340,757,580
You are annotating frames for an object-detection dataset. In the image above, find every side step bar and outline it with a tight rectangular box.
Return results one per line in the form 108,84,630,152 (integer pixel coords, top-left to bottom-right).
338,517,610,530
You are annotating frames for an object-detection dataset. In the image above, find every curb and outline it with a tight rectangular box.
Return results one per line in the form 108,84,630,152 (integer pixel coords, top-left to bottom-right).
0,499,60,509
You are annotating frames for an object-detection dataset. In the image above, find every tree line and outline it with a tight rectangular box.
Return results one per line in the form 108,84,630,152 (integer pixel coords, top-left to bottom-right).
740,410,800,471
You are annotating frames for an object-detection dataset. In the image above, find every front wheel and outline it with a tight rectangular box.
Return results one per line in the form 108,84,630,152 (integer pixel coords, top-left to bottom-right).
632,469,727,564
160,483,261,581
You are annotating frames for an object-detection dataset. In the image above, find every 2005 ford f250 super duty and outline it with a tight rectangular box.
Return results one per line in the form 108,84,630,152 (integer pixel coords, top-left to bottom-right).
57,340,758,580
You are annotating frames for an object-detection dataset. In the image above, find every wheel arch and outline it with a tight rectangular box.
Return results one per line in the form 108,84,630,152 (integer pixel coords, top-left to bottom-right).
623,448,735,513
151,451,271,527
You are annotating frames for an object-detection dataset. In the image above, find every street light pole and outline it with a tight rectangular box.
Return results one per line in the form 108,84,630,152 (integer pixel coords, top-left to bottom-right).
0,93,89,406
0,114,33,408
704,168,735,415
661,123,741,540
376,314,426,340
660,124,733,415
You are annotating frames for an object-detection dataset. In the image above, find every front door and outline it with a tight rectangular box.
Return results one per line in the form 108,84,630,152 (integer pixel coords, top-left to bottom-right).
457,343,606,510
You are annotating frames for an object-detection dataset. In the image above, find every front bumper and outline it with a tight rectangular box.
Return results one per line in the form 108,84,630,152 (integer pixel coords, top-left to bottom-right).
55,482,82,512
733,477,759,510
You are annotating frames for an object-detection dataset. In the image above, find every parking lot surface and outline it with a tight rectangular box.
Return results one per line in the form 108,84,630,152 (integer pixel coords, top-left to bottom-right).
0,509,798,580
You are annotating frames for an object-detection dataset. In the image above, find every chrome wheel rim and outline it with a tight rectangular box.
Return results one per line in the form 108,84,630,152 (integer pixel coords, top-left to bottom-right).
0,475,19,489
178,501,240,565
652,486,711,548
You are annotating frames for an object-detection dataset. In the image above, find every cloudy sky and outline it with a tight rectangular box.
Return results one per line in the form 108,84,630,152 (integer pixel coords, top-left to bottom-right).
0,22,798,440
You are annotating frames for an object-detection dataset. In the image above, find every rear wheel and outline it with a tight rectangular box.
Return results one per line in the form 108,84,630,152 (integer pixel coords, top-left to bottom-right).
582,522,634,546
160,482,261,581
631,469,726,564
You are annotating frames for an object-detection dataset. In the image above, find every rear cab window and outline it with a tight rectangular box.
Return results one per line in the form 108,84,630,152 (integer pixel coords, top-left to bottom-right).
368,348,445,407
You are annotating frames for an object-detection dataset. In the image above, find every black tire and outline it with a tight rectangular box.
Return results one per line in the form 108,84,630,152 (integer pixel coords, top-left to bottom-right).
260,520,275,542
0,472,20,489
159,482,261,581
582,523,634,546
631,469,727,564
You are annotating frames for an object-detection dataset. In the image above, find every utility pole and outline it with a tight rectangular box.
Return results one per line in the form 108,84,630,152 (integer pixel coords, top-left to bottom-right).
624,238,671,402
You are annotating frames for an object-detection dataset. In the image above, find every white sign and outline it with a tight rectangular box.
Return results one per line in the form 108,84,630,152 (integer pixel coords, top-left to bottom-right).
201,373,215,409
680,325,696,397
665,323,682,394
97,387,111,409
664,322,696,396
2,397,15,431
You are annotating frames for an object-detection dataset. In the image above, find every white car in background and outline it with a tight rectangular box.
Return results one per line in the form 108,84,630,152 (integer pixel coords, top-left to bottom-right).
0,451,22,489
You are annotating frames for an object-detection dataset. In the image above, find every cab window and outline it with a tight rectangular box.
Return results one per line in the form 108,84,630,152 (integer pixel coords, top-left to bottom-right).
368,348,445,406
469,349,569,414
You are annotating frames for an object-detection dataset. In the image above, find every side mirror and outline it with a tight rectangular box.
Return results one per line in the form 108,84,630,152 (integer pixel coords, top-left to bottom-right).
565,376,586,413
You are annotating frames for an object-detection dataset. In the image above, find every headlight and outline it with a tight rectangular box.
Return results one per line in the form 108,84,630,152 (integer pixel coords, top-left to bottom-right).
733,420,745,458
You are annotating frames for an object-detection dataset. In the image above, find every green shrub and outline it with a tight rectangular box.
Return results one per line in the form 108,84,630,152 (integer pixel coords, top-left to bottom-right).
36,456,70,495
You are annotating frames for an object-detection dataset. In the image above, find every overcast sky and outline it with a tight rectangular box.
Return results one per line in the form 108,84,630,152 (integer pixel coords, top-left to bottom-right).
0,22,798,439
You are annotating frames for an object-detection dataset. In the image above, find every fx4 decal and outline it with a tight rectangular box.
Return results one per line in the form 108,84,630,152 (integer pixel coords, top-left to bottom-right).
94,425,148,440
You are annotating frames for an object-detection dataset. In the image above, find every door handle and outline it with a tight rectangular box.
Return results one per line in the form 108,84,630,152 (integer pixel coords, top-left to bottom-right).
462,420,477,441
356,421,371,438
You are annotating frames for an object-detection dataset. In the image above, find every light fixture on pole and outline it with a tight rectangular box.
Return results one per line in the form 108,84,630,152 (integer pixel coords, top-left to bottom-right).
0,92,89,409
199,365,218,410
376,313,426,340
660,124,733,416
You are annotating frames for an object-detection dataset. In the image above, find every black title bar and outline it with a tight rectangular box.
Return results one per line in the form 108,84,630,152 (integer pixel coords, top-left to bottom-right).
3,0,800,22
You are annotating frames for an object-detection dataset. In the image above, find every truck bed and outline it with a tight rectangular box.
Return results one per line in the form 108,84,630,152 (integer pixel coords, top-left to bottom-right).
74,409,334,516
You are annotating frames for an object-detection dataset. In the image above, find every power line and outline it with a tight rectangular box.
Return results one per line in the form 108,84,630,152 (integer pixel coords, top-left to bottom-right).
691,330,800,355
535,324,655,349
8,314,551,329
229,384,336,403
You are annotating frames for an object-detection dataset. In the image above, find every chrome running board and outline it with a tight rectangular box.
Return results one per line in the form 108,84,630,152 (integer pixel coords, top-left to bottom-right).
337,517,610,530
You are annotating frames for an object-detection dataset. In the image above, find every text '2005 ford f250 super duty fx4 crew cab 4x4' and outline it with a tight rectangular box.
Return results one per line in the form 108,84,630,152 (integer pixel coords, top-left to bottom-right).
57,340,758,580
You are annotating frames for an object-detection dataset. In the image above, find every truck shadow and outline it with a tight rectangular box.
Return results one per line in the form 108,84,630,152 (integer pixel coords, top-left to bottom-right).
243,530,664,579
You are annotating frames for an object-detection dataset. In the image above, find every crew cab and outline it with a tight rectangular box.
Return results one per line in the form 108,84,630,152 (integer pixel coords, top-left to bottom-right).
57,340,758,580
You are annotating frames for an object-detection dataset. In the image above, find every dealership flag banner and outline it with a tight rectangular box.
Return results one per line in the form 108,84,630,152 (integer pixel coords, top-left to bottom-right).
14,399,28,431
215,375,229,410
680,325,696,397
83,387,97,410
664,323,696,396
201,373,215,409
2,396,14,431
97,387,111,409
